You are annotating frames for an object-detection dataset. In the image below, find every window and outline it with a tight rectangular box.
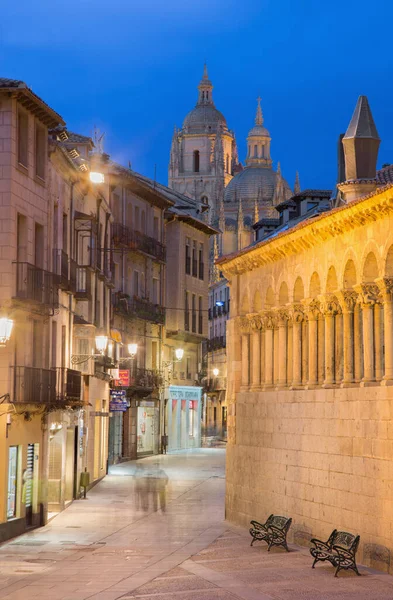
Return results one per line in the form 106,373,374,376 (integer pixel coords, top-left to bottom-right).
17,213,27,262
152,278,159,304
153,216,159,240
34,223,44,268
140,272,145,297
226,154,230,173
141,210,146,233
193,150,200,173
192,294,196,332
186,357,191,379
17,110,28,167
62,214,68,253
134,206,140,231
35,124,46,179
201,195,208,205
198,244,204,280
192,241,197,277
185,237,191,274
198,296,203,334
184,291,189,331
7,446,19,519
133,270,139,297
254,144,258,158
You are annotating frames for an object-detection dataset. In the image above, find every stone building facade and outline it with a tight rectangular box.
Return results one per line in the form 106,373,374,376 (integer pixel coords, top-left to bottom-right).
218,96,393,573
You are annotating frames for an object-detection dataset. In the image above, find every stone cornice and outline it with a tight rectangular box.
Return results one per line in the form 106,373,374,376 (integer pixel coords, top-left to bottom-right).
218,184,393,276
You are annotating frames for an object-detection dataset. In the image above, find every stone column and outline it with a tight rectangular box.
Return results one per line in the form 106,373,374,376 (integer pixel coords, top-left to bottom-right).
321,296,339,386
338,291,357,384
335,309,343,384
317,315,325,384
377,278,393,382
302,320,309,386
306,300,320,386
291,305,303,387
356,284,380,384
263,314,274,388
287,321,293,385
240,319,250,388
353,302,363,382
277,310,289,387
260,328,265,385
374,303,384,381
273,322,279,386
250,316,262,388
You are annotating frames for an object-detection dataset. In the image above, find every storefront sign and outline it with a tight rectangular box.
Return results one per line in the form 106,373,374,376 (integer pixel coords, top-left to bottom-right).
114,370,130,387
109,390,128,412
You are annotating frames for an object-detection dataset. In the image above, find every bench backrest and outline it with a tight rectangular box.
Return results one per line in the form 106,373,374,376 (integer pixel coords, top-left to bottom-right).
332,531,360,553
270,515,292,532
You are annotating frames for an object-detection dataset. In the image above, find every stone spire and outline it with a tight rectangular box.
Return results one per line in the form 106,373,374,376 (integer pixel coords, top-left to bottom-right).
197,63,214,106
169,125,180,177
294,171,301,195
219,196,225,233
210,235,221,284
214,128,224,175
254,197,259,224
255,96,263,126
338,96,380,202
273,162,284,206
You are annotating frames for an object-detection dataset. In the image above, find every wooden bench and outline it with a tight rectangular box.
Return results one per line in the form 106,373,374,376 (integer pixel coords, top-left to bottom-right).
310,529,360,577
250,514,292,552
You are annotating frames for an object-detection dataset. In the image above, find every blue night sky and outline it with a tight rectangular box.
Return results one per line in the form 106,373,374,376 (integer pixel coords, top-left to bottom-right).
1,0,393,191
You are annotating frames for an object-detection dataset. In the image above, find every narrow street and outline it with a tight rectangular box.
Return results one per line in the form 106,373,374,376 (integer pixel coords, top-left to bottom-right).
1,449,393,600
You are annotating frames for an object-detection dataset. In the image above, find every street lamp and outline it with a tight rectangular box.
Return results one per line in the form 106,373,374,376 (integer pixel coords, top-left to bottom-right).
213,367,219,377
0,318,13,346
128,343,138,359
89,171,105,184
95,335,108,354
175,348,184,361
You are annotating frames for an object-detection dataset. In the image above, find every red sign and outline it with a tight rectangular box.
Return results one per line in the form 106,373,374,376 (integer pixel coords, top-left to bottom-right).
115,370,129,387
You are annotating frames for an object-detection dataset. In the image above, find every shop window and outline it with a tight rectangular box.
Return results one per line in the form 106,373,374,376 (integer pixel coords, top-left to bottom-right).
7,446,19,519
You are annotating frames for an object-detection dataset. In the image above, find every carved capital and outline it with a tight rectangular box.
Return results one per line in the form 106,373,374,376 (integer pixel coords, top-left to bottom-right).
376,277,393,303
248,313,263,330
337,290,358,313
303,298,321,320
354,283,381,307
262,311,276,330
238,317,251,333
290,303,304,323
319,295,341,317
275,308,290,326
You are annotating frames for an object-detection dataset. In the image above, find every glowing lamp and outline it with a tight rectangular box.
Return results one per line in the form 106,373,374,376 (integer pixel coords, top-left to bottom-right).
215,300,224,307
90,172,105,184
175,348,184,361
95,335,108,354
128,343,138,358
213,368,219,377
0,318,13,346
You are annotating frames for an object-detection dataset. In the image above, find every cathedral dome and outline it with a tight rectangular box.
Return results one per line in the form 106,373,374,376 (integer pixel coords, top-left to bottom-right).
224,165,292,204
183,105,227,133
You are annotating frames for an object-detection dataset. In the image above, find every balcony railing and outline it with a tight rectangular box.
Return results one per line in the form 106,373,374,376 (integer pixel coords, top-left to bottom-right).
13,366,57,404
118,367,163,390
207,336,226,351
56,367,82,402
75,267,92,299
14,262,59,308
112,223,166,262
113,293,165,325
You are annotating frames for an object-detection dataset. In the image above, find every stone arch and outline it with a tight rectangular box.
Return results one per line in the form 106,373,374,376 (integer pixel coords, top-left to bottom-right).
253,289,262,312
240,292,250,315
293,276,305,302
326,266,338,293
385,244,393,276
343,259,357,289
265,286,275,308
309,272,321,298
278,281,289,306
362,252,379,282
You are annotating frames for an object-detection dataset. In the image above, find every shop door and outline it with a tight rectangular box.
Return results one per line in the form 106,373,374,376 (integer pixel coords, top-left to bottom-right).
25,444,34,527
65,428,75,503
7,446,18,520
222,406,228,439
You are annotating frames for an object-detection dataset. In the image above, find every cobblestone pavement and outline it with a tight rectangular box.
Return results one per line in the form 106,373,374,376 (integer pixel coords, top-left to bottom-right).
1,449,393,599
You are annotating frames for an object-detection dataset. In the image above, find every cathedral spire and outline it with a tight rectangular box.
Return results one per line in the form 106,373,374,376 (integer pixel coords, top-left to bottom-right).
254,197,259,224
294,171,301,195
255,96,263,126
219,196,225,233
197,64,213,106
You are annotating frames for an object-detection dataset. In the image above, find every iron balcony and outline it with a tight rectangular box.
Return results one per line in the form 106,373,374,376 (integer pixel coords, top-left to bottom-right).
13,366,57,404
114,293,165,325
112,222,166,263
14,262,59,309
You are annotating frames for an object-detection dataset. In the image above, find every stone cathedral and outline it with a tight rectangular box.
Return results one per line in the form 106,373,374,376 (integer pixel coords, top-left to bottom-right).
168,65,296,255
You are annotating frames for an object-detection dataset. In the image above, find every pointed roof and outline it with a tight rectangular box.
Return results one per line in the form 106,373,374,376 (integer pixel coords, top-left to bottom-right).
255,96,263,126
294,171,301,195
247,97,270,139
344,96,380,140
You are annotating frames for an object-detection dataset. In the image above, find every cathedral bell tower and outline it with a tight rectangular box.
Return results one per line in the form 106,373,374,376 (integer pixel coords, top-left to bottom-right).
168,65,239,217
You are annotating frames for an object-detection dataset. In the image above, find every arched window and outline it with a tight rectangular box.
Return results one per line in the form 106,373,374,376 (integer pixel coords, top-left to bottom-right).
206,91,209,101
254,144,258,157
201,195,208,205
226,154,230,173
193,150,200,173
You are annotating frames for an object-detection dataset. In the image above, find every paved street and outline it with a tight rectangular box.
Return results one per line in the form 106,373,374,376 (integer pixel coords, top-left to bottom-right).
1,449,393,600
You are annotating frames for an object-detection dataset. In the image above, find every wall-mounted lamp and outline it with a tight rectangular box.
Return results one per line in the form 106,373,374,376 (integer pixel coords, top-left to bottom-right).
128,343,138,359
175,348,184,362
95,335,108,354
213,368,219,377
215,300,224,307
0,318,13,346
89,172,105,184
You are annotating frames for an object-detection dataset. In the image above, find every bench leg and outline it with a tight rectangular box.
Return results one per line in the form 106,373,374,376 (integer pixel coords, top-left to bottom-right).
312,557,318,569
250,538,255,547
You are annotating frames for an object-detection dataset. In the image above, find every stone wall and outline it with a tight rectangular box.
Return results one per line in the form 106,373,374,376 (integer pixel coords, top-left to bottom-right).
226,385,393,573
